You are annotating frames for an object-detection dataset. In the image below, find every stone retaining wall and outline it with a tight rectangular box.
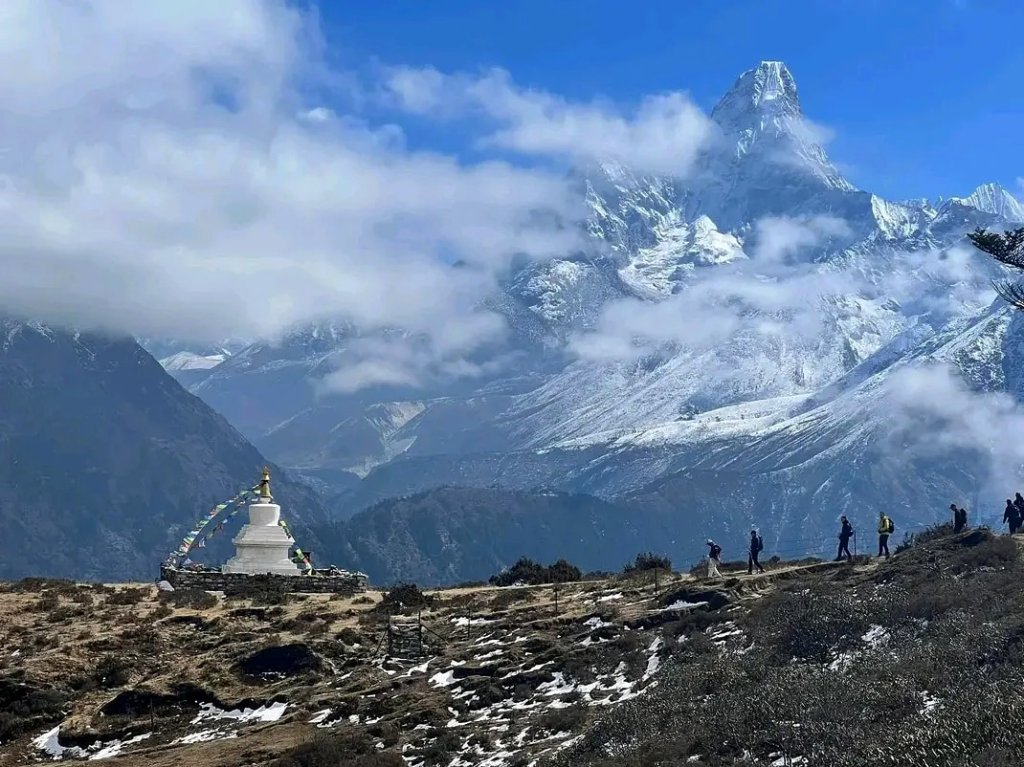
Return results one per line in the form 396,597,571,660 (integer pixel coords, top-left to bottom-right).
160,566,368,595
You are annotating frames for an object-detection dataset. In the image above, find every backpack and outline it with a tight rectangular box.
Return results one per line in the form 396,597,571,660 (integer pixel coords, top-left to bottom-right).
887,518,895,534
709,544,722,560
754,535,764,553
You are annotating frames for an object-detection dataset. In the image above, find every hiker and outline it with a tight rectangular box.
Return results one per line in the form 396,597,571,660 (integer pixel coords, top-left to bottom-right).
1015,493,1024,521
1004,499,1021,535
835,516,854,562
877,511,894,559
748,530,765,574
706,539,723,578
951,503,965,533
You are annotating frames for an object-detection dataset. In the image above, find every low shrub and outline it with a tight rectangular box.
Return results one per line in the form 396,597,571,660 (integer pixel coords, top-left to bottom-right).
107,588,149,606
9,578,78,594
0,683,68,741
489,557,582,587
93,656,133,689
337,627,363,645
34,593,60,612
421,731,460,766
895,521,957,554
379,583,434,612
491,588,534,610
159,588,218,610
624,552,672,574
272,730,403,767
538,703,588,734
957,534,1019,570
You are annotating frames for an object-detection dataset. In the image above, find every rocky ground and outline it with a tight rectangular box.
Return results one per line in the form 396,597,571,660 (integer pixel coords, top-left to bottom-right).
5,531,1011,767
0,562,739,766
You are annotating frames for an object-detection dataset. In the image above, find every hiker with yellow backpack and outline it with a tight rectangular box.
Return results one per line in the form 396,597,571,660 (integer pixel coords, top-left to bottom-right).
877,511,895,559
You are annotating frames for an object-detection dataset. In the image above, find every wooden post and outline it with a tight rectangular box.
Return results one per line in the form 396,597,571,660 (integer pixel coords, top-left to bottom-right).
553,583,559,615
467,606,472,640
418,609,423,657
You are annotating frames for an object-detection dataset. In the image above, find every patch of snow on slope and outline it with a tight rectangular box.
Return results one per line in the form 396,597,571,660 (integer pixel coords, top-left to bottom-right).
159,351,226,371
618,213,745,298
88,733,152,760
191,701,288,724
32,727,86,760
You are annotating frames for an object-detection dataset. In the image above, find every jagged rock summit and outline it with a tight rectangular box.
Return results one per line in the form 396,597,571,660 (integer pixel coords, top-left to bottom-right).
695,60,856,229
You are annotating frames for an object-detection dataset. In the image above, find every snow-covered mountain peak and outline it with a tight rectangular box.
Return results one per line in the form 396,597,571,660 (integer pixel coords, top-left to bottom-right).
950,182,1024,223
686,61,855,229
712,61,800,123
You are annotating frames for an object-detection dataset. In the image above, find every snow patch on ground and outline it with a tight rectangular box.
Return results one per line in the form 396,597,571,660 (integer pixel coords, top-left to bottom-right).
32,727,86,761
173,729,239,745
430,670,458,688
309,709,332,725
31,726,153,762
191,701,288,725
88,733,152,760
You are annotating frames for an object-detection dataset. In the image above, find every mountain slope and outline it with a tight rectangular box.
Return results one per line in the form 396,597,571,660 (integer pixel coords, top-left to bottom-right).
557,529,1024,767
324,486,689,586
0,322,327,581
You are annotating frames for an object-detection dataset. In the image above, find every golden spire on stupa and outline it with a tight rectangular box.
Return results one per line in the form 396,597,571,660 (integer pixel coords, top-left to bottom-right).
258,466,272,500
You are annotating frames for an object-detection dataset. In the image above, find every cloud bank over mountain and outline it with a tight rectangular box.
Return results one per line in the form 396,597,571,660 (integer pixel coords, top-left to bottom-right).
0,0,602,380
2,2,839,393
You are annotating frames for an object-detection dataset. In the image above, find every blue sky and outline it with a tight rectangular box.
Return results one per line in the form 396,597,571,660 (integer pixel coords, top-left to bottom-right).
320,0,1024,201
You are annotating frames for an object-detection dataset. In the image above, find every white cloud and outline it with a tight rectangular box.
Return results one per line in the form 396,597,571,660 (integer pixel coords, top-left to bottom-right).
883,362,1024,496
0,0,586,389
751,215,850,265
569,212,1000,370
383,66,716,177
571,215,853,362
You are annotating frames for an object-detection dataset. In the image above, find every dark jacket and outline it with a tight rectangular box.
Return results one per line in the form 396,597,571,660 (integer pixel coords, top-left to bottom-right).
708,543,722,560
1005,502,1021,524
839,521,854,541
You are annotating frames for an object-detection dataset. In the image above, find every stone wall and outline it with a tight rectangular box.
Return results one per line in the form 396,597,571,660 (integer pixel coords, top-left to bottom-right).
160,566,368,595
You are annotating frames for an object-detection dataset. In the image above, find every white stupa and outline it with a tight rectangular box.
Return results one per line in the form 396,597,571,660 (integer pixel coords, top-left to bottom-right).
222,468,301,576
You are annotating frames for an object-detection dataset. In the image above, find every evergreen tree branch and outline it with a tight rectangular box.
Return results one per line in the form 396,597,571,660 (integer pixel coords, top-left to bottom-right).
967,227,1024,270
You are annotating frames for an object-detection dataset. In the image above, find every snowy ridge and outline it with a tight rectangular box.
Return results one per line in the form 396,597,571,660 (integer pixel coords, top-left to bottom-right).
947,182,1024,223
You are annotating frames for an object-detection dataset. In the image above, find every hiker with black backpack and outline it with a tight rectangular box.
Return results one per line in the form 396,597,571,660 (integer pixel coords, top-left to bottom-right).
1004,499,1021,535
706,539,723,579
951,503,968,534
835,516,854,562
877,511,894,559
748,530,765,575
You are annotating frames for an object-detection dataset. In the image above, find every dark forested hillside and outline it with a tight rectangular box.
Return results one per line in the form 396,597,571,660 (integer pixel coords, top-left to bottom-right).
326,486,686,586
